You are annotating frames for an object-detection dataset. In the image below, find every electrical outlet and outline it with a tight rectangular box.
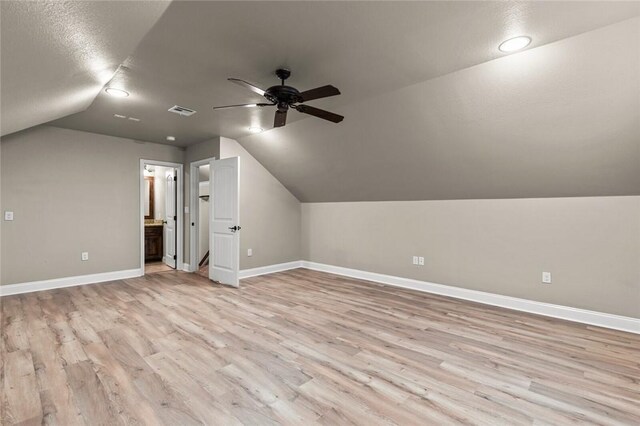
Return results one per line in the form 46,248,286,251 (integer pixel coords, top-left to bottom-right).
542,271,551,284
418,256,425,266
81,252,89,261
412,256,418,265
247,248,253,257
4,211,14,221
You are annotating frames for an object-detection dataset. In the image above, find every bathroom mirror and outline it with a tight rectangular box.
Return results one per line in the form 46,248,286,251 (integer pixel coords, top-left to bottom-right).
144,176,155,219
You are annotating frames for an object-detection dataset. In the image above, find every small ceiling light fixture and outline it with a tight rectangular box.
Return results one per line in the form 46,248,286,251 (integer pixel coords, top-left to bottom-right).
499,36,532,53
113,114,126,119
166,136,176,141
105,87,129,98
128,117,140,122
248,126,263,134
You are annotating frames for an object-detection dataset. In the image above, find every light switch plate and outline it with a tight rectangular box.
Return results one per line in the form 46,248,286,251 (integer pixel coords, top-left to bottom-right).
418,256,425,266
542,272,552,284
81,252,89,261
247,248,253,257
184,206,189,214
412,256,418,265
4,211,14,221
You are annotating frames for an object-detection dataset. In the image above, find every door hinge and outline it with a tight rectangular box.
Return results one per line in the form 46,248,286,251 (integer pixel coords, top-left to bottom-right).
174,215,177,221
173,176,177,182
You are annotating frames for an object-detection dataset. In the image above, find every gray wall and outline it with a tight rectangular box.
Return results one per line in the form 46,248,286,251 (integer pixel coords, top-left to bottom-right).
0,126,184,285
4,126,635,321
220,137,301,270
301,197,640,318
0,127,302,285
0,138,3,279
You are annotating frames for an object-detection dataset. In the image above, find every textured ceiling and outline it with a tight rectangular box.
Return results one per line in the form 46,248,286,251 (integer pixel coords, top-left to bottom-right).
239,18,640,201
49,1,640,146
0,1,170,136
3,2,639,202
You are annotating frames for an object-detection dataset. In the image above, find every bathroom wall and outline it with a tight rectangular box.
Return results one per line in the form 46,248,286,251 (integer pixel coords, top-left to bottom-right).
149,165,175,222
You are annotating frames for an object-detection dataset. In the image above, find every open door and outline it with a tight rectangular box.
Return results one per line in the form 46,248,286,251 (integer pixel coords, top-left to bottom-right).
209,157,240,287
164,169,177,268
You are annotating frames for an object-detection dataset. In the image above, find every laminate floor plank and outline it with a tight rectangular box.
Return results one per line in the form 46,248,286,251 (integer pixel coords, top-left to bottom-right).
3,350,42,425
1,268,639,425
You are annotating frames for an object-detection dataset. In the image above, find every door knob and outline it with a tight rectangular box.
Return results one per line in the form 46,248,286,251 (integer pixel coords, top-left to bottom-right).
228,226,242,232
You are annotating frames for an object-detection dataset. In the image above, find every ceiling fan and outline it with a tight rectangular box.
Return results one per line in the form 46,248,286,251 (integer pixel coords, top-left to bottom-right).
213,68,344,128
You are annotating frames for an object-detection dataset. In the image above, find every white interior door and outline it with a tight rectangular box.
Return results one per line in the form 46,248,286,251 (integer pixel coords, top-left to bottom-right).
164,169,177,268
209,157,240,287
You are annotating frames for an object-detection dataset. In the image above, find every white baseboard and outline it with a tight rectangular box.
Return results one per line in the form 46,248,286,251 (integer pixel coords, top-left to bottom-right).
239,261,303,279
3,260,636,335
300,261,640,335
0,268,143,297
182,263,191,272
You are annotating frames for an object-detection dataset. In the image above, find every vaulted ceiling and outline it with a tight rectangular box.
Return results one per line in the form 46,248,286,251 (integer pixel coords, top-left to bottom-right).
0,0,170,136
2,1,639,201
240,18,640,201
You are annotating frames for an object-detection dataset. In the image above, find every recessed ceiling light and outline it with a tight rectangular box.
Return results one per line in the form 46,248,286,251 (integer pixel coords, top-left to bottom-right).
498,36,532,53
248,126,263,134
105,87,129,97
113,114,126,119
166,136,176,141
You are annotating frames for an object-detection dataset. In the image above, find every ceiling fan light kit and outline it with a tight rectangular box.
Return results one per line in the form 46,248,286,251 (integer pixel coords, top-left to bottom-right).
213,68,344,129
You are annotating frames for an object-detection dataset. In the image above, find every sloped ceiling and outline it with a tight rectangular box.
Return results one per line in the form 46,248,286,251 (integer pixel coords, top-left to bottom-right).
239,18,640,201
3,2,639,202
0,0,170,136
49,1,640,146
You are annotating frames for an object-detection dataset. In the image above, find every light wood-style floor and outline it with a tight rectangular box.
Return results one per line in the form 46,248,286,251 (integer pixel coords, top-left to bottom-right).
145,261,174,274
2,269,639,425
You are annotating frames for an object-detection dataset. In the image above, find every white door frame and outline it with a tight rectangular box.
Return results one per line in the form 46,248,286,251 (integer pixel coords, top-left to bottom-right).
189,157,216,272
140,159,184,274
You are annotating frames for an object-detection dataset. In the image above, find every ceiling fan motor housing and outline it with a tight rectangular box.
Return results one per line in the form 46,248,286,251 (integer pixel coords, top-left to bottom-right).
265,68,302,111
265,85,303,109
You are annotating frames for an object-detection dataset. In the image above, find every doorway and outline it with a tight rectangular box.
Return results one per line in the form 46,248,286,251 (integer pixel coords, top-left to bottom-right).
190,157,240,287
193,162,211,277
190,158,214,277
140,159,184,275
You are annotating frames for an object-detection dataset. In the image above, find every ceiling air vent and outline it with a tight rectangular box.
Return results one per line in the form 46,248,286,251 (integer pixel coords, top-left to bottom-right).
168,105,197,117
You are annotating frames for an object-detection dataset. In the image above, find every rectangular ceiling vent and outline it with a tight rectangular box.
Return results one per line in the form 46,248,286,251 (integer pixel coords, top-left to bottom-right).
168,105,197,117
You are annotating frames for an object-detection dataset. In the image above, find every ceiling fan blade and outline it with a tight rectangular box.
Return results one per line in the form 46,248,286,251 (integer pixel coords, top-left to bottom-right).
228,78,266,96
294,104,344,123
299,85,341,102
213,103,273,110
274,110,287,127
